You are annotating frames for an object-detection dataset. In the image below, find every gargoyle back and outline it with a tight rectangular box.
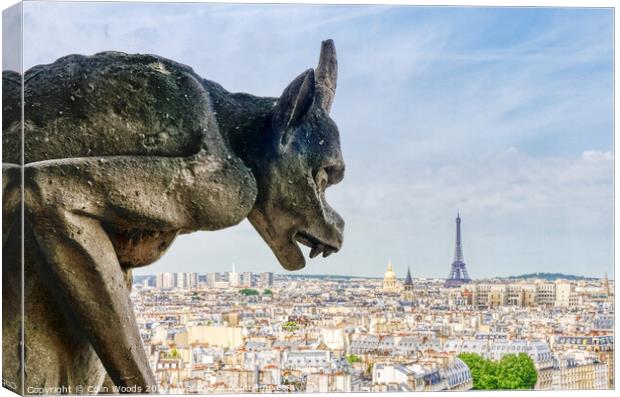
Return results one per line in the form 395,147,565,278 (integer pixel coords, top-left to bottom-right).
7,52,222,164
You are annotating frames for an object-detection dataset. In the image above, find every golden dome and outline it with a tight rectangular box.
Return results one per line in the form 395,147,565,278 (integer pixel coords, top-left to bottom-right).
384,260,396,279
383,260,398,292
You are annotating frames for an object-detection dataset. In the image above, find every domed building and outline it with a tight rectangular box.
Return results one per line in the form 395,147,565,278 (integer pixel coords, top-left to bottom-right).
382,260,399,292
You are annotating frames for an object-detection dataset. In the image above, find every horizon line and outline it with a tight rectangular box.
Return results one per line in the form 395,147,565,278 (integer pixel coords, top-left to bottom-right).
136,272,611,280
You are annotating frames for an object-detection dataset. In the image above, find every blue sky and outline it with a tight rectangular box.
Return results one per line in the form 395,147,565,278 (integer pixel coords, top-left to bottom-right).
19,2,613,278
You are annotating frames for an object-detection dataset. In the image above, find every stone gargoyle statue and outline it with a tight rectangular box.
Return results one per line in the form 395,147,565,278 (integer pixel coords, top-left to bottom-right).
2,40,345,393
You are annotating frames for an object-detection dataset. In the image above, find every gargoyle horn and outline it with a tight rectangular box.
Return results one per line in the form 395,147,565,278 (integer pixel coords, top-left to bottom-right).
315,39,338,113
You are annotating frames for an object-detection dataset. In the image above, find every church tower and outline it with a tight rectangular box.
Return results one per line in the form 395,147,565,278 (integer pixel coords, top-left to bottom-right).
402,266,414,302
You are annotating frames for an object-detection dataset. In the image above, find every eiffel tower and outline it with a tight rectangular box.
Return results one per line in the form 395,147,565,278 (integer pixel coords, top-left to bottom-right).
444,212,472,288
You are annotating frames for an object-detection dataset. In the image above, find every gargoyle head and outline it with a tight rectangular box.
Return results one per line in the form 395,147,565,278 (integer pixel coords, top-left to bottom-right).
248,40,345,271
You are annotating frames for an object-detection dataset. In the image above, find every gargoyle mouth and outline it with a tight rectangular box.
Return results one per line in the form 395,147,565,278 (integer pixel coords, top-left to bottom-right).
294,230,340,259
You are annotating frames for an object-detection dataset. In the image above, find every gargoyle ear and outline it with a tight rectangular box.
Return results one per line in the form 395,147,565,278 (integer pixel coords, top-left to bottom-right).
274,68,315,131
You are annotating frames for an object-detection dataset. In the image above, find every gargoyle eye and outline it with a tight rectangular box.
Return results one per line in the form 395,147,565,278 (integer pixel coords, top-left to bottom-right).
324,164,344,186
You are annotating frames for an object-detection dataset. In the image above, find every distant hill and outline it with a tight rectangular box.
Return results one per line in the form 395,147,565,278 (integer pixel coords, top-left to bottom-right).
504,272,598,281
283,273,381,280
133,272,603,284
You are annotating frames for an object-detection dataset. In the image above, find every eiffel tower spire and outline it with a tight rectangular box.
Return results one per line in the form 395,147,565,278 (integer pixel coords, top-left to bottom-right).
453,212,464,263
445,212,472,288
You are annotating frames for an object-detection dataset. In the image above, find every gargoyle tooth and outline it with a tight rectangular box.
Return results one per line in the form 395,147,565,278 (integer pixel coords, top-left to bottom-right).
310,245,323,258
322,248,335,258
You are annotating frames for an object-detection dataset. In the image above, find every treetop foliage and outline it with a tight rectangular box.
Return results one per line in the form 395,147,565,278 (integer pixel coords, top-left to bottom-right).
458,352,537,390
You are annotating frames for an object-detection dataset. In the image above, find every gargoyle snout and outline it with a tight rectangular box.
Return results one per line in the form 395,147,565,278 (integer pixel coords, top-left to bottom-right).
325,205,345,249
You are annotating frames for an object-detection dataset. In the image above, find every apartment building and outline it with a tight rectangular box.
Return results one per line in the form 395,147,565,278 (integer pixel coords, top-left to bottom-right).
551,353,608,390
461,280,583,308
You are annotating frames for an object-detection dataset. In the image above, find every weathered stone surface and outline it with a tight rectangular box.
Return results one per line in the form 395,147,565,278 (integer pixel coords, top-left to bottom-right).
2,40,345,393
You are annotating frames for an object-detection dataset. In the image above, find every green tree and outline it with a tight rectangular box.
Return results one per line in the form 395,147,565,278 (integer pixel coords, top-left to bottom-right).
458,352,537,390
459,352,484,373
459,353,496,390
518,353,538,389
497,353,537,390
283,321,298,331
478,360,499,390
239,288,259,296
346,354,362,364
263,289,273,295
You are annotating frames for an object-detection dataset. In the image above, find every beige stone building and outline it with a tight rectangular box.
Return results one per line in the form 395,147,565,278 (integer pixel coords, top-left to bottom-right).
553,335,614,389
459,279,587,309
551,353,608,390
306,373,352,392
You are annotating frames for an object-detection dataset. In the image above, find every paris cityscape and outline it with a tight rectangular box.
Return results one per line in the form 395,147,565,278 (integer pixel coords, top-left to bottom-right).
1,3,612,395
130,214,615,392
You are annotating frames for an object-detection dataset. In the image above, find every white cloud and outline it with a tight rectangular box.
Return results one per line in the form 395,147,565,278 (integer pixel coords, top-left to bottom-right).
582,150,613,163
